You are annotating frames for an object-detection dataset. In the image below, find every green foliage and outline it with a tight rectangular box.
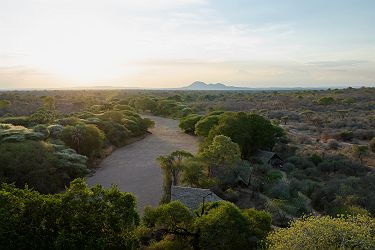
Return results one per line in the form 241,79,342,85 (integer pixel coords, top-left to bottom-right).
0,99,11,109
134,97,157,112
243,208,272,240
0,179,140,249
61,123,104,158
200,135,240,170
267,214,375,250
48,124,64,138
0,140,88,193
33,124,50,139
142,201,271,249
182,159,206,187
195,201,254,249
157,151,193,202
179,114,203,133
0,123,41,142
309,153,322,166
29,109,57,124
208,112,278,159
113,104,135,111
0,116,31,126
194,114,221,137
317,96,335,105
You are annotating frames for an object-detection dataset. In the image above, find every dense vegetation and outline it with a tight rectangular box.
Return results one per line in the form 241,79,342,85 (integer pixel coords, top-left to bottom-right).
1,180,373,249
1,88,374,248
0,92,153,193
0,179,139,249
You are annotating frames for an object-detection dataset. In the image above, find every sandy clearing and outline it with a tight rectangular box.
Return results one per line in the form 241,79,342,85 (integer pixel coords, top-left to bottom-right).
85,115,199,212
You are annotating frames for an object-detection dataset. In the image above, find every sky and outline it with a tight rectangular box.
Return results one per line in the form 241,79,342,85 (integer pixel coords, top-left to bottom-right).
0,0,375,89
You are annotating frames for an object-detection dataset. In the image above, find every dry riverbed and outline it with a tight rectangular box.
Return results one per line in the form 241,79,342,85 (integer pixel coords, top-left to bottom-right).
86,115,199,212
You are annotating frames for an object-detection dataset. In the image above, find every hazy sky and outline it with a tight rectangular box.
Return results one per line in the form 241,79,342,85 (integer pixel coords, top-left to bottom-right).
1,0,375,89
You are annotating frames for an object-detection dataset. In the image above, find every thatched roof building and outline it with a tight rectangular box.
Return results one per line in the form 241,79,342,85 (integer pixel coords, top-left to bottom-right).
171,186,222,210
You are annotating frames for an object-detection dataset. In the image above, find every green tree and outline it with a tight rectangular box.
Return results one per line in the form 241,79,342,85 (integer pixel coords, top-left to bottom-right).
0,140,88,193
142,201,270,250
208,112,278,159
61,123,104,158
200,135,240,177
134,97,157,112
267,214,375,250
194,114,221,137
182,159,206,187
29,109,56,124
179,114,203,133
0,179,140,249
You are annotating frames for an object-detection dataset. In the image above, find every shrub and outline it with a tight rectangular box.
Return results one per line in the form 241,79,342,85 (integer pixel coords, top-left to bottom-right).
0,140,88,193
61,124,104,158
0,116,30,126
267,214,375,250
47,124,64,138
179,114,203,133
33,124,50,140
194,114,221,137
327,139,340,149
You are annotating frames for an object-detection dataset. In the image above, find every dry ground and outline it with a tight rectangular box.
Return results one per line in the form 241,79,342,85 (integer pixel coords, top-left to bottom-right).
86,115,199,212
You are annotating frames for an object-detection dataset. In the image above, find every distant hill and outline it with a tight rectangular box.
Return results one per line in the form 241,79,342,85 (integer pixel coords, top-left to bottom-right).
181,81,251,90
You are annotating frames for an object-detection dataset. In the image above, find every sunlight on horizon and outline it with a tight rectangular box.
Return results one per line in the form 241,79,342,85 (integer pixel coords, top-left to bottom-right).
0,0,375,88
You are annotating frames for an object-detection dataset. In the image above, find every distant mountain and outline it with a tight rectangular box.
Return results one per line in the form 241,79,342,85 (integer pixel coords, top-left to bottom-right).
181,81,251,90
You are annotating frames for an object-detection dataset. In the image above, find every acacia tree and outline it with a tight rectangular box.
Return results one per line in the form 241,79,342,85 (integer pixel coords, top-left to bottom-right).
208,112,278,159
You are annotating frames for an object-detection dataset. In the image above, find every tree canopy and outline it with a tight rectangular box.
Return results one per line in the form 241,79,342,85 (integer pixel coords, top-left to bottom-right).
208,112,278,159
0,179,140,249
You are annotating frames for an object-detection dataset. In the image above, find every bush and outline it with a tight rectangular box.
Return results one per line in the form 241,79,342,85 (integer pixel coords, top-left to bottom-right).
327,139,340,149
179,114,203,133
0,116,30,126
267,214,375,250
47,124,64,138
0,140,88,193
194,114,221,137
33,124,50,140
61,124,104,158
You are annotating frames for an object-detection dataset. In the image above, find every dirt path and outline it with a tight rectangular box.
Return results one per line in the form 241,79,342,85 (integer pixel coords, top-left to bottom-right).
85,115,199,212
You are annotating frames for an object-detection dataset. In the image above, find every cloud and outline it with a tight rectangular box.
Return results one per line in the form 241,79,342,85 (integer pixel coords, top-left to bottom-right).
306,60,369,68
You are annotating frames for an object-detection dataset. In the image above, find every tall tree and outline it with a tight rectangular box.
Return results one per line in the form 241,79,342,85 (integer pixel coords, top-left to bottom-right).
208,112,278,159
199,135,240,177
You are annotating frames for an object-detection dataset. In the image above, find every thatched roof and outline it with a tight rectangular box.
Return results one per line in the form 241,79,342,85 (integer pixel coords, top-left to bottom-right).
253,150,282,165
171,186,222,210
